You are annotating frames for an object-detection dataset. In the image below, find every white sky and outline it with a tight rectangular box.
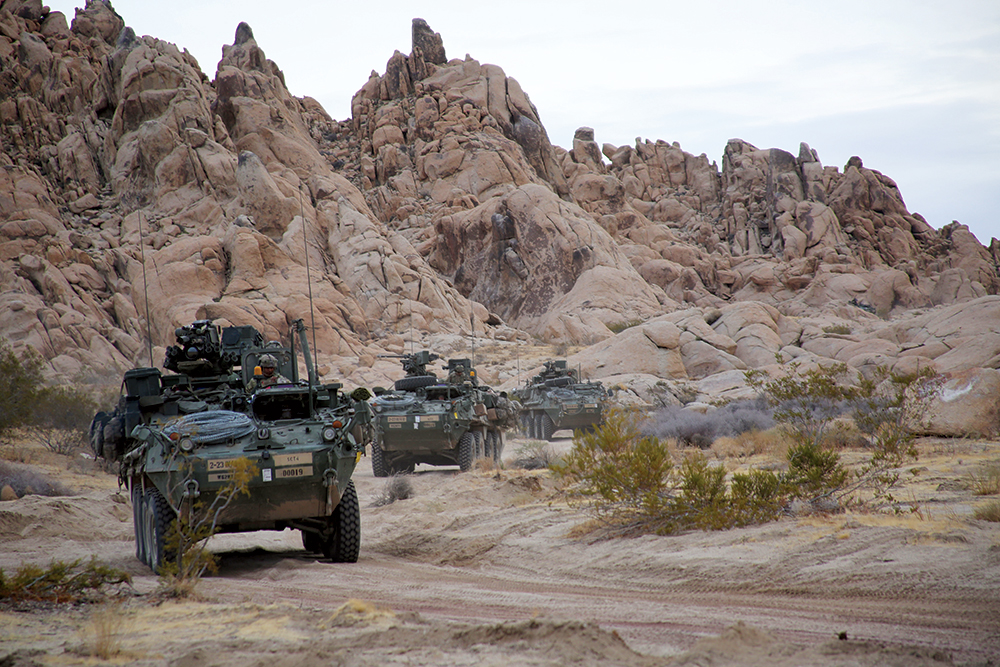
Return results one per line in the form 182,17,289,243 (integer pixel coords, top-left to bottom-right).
46,0,1000,245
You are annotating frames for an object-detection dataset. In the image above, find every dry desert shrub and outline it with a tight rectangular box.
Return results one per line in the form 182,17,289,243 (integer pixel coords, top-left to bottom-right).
0,459,72,498
710,428,790,459
968,460,1000,496
510,439,558,470
370,474,415,507
87,600,135,659
643,399,775,450
973,499,1000,522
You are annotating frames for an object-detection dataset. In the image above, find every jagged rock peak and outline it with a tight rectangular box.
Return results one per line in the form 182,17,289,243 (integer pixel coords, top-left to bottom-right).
412,18,446,65
234,21,254,46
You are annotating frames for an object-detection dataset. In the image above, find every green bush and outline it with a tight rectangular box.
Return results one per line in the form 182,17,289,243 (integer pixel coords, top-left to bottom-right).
0,339,44,440
26,385,98,455
746,362,939,509
0,558,130,603
554,409,786,535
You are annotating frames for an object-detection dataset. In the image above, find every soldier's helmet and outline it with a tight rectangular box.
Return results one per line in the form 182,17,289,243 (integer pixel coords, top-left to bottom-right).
260,354,278,368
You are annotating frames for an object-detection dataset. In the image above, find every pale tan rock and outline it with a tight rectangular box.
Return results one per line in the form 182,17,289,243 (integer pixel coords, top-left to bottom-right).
920,368,1000,438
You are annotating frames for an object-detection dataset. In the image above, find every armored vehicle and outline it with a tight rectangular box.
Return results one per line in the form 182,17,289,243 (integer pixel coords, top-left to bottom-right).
90,319,372,572
369,352,515,475
515,360,610,440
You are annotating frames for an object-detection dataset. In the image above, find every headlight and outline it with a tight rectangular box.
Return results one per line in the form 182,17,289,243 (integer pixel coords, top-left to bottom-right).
257,427,270,440
322,426,338,441
179,437,195,453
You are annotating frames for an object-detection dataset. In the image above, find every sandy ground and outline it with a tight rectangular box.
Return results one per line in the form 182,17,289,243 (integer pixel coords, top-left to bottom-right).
1,435,999,666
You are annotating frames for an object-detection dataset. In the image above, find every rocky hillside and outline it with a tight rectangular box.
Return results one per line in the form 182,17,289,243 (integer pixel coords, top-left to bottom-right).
1,1,998,434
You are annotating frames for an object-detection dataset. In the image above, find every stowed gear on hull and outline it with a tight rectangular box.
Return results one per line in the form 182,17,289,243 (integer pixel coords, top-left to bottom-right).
90,319,373,571
514,360,611,440
370,352,517,476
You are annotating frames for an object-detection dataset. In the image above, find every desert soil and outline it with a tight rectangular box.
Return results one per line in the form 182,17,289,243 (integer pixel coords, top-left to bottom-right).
1,435,999,666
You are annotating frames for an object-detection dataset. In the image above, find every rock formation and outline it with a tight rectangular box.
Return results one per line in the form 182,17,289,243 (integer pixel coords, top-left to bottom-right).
0,2,998,436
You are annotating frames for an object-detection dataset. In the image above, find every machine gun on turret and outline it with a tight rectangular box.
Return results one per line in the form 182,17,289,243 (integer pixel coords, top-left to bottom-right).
163,319,263,376
376,350,440,392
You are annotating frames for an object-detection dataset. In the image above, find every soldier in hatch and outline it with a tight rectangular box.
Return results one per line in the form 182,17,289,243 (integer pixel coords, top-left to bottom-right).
247,353,290,391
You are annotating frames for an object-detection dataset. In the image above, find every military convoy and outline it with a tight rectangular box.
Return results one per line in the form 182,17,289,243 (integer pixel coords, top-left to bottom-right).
369,351,516,475
90,319,372,572
514,360,610,440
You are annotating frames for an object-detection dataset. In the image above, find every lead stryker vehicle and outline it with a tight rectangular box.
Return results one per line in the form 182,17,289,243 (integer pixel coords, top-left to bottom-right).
89,319,372,571
515,360,610,440
369,351,516,475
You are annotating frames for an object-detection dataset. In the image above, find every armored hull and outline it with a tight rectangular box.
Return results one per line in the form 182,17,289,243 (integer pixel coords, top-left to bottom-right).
369,356,515,475
93,320,371,572
515,360,610,440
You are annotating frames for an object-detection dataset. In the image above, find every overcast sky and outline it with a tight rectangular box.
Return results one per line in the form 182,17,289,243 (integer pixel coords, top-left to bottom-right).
47,0,1000,245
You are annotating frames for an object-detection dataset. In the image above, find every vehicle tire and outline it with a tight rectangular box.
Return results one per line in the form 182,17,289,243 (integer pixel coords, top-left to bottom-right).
473,431,485,461
144,487,175,573
132,483,146,565
323,480,360,563
394,375,438,391
541,413,556,441
458,431,475,472
301,529,322,554
371,441,389,478
533,413,544,441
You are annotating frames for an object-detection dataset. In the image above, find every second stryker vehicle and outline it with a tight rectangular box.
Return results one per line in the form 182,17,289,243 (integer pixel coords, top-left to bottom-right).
515,360,610,440
90,319,372,571
369,351,515,475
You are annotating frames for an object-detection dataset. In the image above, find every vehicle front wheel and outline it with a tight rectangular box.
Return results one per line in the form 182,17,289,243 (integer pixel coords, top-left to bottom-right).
371,441,389,478
132,483,146,565
541,413,556,441
143,487,175,573
322,481,360,563
458,432,475,472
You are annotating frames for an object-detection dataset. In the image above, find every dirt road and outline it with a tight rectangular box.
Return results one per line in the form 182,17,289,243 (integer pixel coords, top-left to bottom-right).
2,437,999,666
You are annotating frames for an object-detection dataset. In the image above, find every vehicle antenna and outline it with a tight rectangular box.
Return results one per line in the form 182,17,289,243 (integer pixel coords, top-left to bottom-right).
299,185,318,382
470,311,475,370
409,298,414,355
137,207,153,367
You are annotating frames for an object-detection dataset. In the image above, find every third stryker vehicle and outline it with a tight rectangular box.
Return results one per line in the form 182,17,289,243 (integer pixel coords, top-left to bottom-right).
90,319,372,571
369,351,515,475
515,360,610,440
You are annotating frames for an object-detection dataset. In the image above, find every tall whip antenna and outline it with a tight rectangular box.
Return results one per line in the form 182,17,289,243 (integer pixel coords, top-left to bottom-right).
137,207,153,367
470,311,475,370
299,186,318,380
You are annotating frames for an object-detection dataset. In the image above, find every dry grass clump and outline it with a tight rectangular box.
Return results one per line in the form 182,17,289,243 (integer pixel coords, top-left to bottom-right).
710,428,789,459
325,598,396,627
510,440,558,470
370,474,415,507
968,460,1000,496
85,600,135,659
973,499,1000,522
